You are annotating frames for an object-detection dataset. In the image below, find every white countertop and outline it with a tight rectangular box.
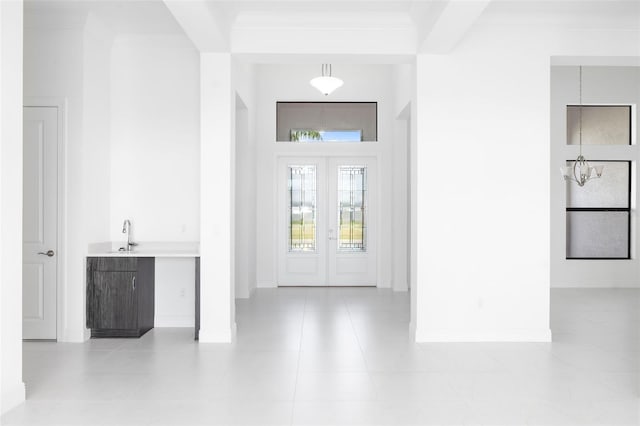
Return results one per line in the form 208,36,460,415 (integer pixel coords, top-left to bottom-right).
87,241,200,258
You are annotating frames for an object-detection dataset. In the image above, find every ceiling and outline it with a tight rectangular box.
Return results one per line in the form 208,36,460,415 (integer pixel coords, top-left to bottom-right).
24,0,185,34
23,0,640,44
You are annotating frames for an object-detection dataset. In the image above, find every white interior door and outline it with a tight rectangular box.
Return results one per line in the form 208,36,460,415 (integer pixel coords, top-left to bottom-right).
23,106,58,340
277,156,377,287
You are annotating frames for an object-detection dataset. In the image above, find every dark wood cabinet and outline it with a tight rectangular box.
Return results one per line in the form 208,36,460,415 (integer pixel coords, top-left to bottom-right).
86,257,154,338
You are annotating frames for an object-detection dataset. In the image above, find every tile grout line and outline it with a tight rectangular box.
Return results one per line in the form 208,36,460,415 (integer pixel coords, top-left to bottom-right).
289,288,307,426
343,290,378,401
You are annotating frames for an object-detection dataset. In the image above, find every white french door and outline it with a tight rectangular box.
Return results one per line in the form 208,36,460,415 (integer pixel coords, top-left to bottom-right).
277,156,377,286
23,106,58,339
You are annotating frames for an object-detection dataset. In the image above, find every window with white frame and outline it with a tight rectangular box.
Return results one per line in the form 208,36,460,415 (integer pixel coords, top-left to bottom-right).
565,105,632,259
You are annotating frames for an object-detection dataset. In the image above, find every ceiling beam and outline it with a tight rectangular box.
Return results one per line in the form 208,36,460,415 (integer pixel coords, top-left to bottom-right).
418,0,491,54
163,0,229,52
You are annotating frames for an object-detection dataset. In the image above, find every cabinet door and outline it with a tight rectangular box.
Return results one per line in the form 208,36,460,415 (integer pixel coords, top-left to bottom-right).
91,271,138,330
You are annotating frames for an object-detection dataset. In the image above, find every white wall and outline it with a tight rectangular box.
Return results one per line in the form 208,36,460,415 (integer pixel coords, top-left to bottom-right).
199,52,235,341
24,15,95,341
25,17,202,334
233,58,257,299
414,4,639,342
234,101,253,298
109,34,200,324
80,14,114,341
110,34,200,243
0,0,26,414
254,63,397,288
392,63,415,292
551,65,640,288
83,14,112,244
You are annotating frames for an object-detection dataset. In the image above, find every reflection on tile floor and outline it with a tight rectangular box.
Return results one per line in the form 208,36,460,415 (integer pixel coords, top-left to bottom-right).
3,288,639,425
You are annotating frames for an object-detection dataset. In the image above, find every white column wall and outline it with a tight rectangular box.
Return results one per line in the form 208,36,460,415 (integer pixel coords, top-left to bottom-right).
0,0,26,413
415,32,547,343
232,58,256,299
392,63,415,293
414,11,639,341
199,53,235,342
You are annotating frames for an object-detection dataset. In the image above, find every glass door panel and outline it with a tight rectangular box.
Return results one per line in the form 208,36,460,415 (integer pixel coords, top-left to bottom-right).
288,165,317,252
337,166,367,252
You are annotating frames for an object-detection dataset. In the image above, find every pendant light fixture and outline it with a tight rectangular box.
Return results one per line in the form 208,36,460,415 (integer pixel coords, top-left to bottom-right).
561,66,603,186
310,64,343,96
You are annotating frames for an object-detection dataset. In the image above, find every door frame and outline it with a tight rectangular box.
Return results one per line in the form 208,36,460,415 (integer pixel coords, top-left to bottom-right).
24,97,66,341
275,153,380,287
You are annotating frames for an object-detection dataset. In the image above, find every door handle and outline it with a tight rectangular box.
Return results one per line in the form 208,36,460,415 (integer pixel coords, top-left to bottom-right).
328,229,337,240
132,276,136,291
37,250,55,257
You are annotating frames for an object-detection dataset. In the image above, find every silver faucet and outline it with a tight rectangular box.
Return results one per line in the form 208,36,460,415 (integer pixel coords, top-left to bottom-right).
122,219,137,251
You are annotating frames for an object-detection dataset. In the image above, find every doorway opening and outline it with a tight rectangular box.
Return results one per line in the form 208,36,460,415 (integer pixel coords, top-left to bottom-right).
277,156,378,287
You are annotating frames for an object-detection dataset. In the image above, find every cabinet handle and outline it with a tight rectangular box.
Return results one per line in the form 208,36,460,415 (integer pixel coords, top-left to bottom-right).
132,276,136,291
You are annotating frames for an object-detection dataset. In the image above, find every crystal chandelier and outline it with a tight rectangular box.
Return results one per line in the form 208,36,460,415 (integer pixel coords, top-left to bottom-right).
561,66,603,186
310,64,343,96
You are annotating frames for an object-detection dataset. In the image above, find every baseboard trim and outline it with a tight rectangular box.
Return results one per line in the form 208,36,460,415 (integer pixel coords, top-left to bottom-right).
393,284,409,292
60,327,90,342
198,323,236,343
154,315,195,328
1,382,25,415
415,328,552,343
552,284,640,289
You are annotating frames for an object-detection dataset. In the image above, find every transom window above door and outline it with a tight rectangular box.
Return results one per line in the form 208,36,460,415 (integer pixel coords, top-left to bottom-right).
277,102,377,142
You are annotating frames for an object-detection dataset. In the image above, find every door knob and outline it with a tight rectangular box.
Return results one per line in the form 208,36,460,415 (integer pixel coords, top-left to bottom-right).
37,250,55,257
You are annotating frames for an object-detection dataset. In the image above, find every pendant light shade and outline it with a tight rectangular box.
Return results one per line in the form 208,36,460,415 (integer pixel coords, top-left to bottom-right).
310,64,343,96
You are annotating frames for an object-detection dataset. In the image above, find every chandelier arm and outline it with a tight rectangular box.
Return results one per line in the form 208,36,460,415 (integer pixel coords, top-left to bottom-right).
572,159,582,185
579,66,583,158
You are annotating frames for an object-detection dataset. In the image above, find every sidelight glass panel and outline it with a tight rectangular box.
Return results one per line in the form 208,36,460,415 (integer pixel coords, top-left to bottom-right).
288,165,317,252
566,211,629,258
566,161,630,208
337,166,367,251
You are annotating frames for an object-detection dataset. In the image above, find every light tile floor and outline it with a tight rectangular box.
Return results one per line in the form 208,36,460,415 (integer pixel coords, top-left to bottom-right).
2,288,639,425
